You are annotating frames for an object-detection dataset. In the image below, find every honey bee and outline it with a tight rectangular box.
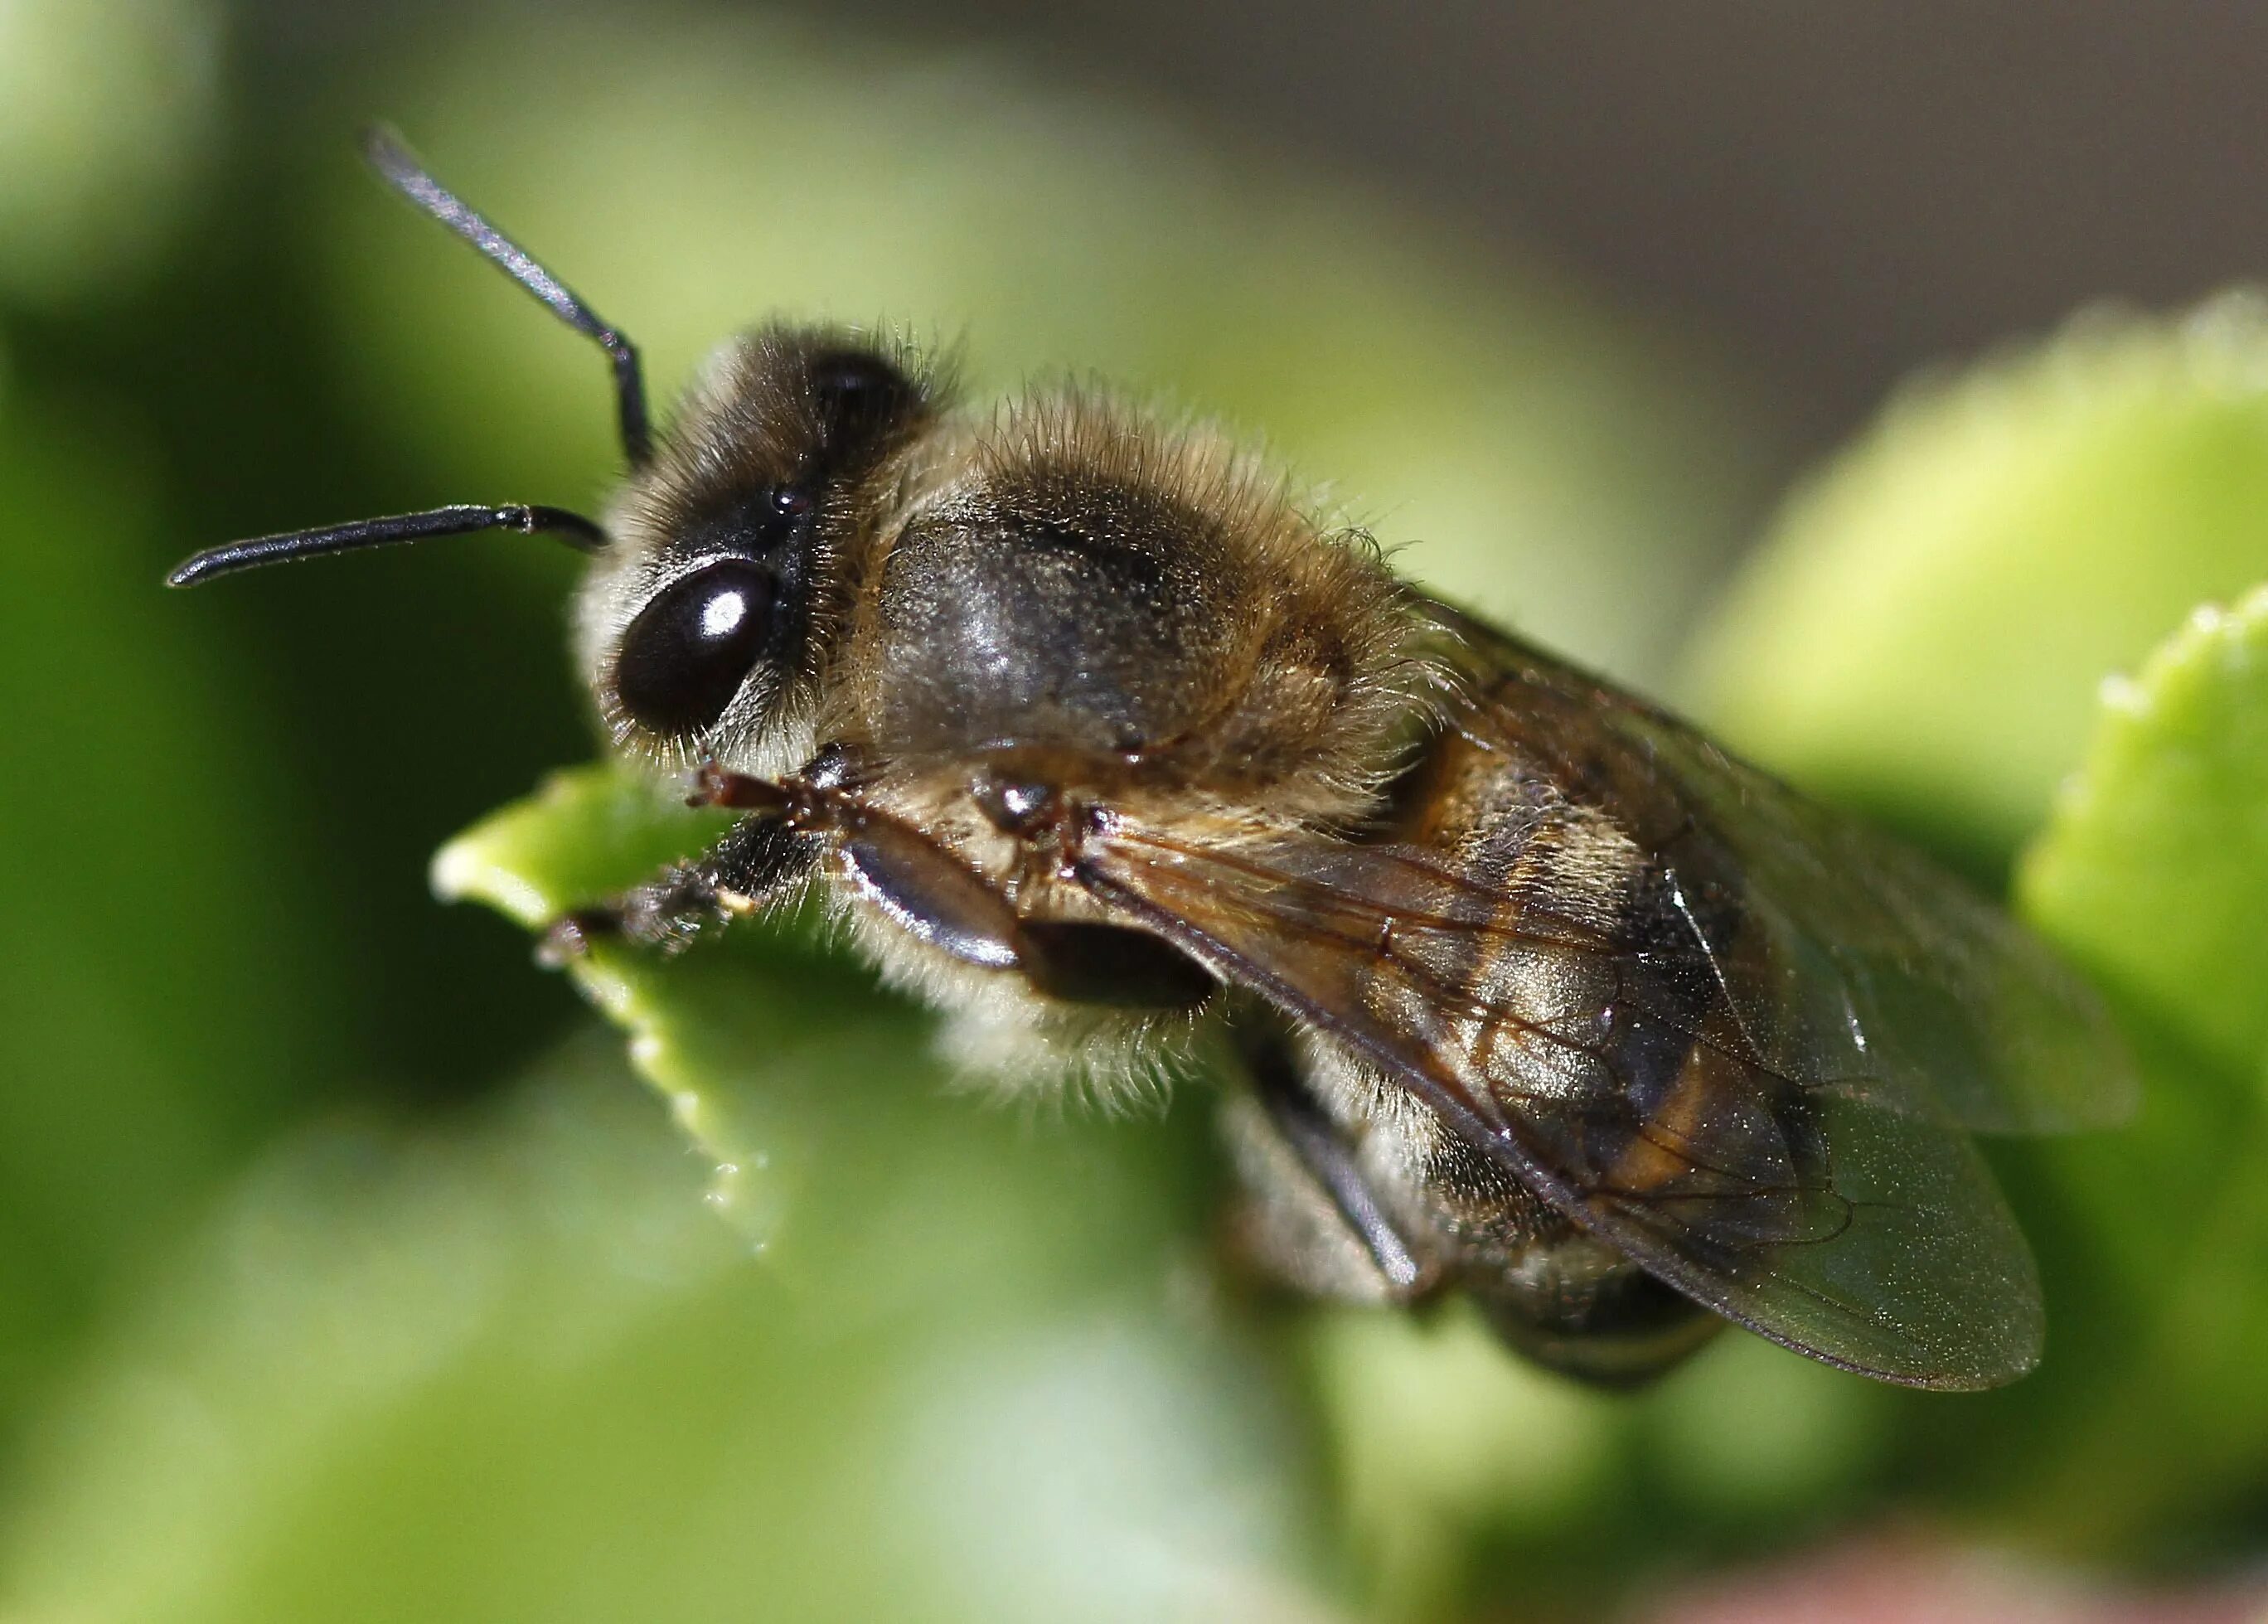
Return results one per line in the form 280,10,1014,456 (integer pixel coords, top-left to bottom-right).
172,129,2135,1391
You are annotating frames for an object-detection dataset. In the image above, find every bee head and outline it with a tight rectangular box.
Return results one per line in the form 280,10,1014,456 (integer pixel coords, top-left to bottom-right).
580,329,937,769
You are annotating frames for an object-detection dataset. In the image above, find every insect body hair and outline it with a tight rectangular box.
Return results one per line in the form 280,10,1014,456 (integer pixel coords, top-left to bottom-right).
838,385,1435,828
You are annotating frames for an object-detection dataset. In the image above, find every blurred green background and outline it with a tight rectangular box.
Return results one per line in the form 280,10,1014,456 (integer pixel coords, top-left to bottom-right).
5,2,2268,1620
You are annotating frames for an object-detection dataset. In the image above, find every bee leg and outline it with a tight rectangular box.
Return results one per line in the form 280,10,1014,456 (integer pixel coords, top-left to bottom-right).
539,813,812,962
697,760,1220,1006
827,809,1220,1007
1220,1028,1443,1305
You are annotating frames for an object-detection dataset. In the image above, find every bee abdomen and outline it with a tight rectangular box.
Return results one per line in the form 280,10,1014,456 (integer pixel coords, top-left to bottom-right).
1467,1237,1722,1388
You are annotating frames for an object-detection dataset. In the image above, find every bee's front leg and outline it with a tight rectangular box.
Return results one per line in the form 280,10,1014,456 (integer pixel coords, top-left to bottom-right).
540,807,813,962
661,755,1044,977
668,761,1219,1010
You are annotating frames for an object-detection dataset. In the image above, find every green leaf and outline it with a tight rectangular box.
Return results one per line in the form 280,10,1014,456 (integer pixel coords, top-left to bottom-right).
2020,585,2268,1074
431,765,880,1243
429,764,739,937
1966,584,2268,1550
1687,296,2268,865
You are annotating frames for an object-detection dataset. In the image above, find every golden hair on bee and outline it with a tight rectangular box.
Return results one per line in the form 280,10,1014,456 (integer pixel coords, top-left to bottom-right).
171,128,2134,1396
836,385,1428,819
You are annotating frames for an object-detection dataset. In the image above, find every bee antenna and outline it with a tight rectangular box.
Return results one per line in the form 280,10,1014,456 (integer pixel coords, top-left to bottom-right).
361,123,653,469
166,504,608,589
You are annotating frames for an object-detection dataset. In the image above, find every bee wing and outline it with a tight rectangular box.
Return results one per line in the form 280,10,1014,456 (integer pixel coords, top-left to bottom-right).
1078,822,2047,1388
1436,613,2139,1138
1071,610,2132,1389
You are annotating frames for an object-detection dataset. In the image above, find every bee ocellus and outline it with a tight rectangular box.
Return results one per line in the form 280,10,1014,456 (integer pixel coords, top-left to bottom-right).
171,129,2135,1391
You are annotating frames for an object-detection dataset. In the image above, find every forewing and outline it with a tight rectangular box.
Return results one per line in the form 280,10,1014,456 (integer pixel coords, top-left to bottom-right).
1436,608,2138,1136
1077,824,2045,1389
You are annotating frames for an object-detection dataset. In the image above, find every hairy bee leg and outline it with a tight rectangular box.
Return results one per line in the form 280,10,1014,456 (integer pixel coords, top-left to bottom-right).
539,813,812,962
693,761,1221,1006
1222,1028,1442,1303
688,758,1044,974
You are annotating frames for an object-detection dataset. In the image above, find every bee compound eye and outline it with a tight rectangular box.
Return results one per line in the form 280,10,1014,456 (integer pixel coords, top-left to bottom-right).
613,560,780,736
